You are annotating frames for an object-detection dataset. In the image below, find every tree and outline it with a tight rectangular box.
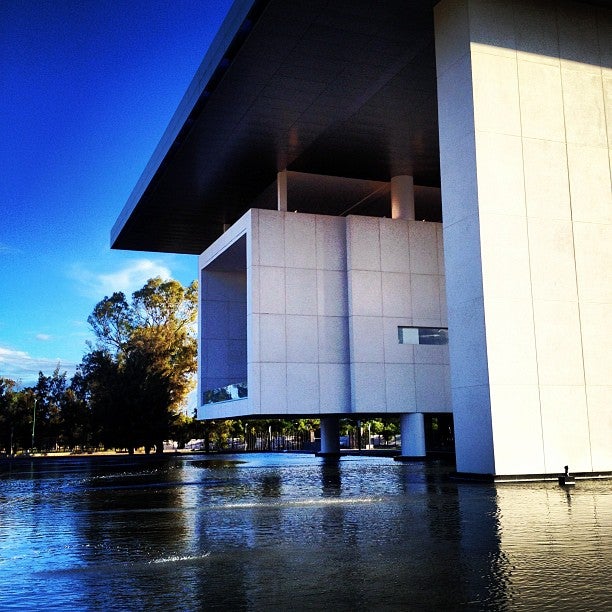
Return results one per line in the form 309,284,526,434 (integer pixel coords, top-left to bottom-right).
0,379,37,454
81,277,197,453
34,366,67,450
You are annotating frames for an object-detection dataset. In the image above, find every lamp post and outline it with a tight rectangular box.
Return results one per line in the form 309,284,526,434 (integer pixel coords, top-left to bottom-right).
31,398,37,453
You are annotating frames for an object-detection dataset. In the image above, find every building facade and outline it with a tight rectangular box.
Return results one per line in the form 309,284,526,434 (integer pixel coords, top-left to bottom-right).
112,0,611,479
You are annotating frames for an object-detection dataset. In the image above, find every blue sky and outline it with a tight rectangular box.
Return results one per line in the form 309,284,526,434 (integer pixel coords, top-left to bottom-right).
1,0,233,387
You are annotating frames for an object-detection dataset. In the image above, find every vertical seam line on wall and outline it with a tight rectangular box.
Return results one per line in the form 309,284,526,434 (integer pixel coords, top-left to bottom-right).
556,3,594,471
512,0,546,474
314,217,321,415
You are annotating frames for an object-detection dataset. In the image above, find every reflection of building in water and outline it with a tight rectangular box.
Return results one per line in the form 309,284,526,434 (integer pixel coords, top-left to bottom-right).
112,0,612,480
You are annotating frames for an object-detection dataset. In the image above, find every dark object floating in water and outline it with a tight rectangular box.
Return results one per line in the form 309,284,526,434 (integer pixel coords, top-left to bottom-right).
191,459,247,469
558,465,576,486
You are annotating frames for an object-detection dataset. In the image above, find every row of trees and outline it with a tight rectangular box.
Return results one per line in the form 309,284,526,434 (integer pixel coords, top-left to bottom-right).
1,277,198,455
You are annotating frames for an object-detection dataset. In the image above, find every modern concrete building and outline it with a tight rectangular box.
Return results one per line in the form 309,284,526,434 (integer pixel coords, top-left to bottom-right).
112,0,611,480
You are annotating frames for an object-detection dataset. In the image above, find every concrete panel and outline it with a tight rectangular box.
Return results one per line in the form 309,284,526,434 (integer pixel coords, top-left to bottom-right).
315,215,346,270
346,215,380,271
443,215,484,307
451,384,495,475
528,218,578,302
580,302,612,386
413,344,449,366
260,362,287,414
286,268,317,315
557,1,601,73
474,132,525,216
587,385,612,471
605,75,612,149
385,363,417,412
480,213,532,302
471,50,521,136
436,225,445,275
446,297,489,390
489,384,545,475
285,213,316,269
287,363,320,414
598,8,612,72
228,300,247,338
483,298,538,386
415,363,451,412
379,218,410,272
468,0,515,55
258,266,285,314
434,0,470,76
348,270,382,316
258,210,285,266
567,144,612,223
408,222,438,275
437,55,476,148
349,316,384,363
227,339,247,377
540,385,592,473
319,363,351,413
286,314,318,363
204,271,245,302
411,274,441,323
533,300,585,387
248,209,259,268
514,0,561,64
317,269,348,316
248,313,259,363
318,316,349,364
522,138,571,220
351,362,386,412
381,272,412,318
205,339,229,378
202,300,229,340
259,313,286,363
248,263,259,314
243,361,261,414
562,69,607,147
517,60,565,142
439,132,478,228
439,275,448,327
573,223,612,303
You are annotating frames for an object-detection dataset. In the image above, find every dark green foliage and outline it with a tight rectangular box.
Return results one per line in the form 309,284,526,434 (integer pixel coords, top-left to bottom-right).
80,277,197,453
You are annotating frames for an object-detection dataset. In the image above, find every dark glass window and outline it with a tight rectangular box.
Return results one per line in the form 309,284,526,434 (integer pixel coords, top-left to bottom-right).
398,326,448,345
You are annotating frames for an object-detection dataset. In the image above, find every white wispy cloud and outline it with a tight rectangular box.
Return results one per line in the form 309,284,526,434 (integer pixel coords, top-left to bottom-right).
71,258,172,299
36,333,52,341
0,346,77,387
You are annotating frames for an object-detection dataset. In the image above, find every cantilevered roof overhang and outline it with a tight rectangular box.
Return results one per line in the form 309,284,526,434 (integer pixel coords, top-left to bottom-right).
113,0,606,255
111,0,442,254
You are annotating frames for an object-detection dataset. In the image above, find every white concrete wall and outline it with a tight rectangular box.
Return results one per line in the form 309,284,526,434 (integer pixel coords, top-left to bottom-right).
249,209,351,415
435,0,612,475
346,216,450,414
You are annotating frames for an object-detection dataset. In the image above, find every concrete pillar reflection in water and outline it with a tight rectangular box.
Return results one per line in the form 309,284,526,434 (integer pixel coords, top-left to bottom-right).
319,416,341,455
400,413,426,458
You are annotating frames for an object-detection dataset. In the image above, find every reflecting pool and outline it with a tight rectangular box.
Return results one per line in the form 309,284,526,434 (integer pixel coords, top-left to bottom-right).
1,454,610,611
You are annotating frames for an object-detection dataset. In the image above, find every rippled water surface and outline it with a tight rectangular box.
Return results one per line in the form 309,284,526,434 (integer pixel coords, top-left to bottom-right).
1,453,610,611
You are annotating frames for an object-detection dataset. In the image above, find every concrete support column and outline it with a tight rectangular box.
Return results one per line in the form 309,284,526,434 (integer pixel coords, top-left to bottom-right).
277,170,288,212
399,413,426,459
391,175,415,220
434,0,612,477
319,416,341,456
